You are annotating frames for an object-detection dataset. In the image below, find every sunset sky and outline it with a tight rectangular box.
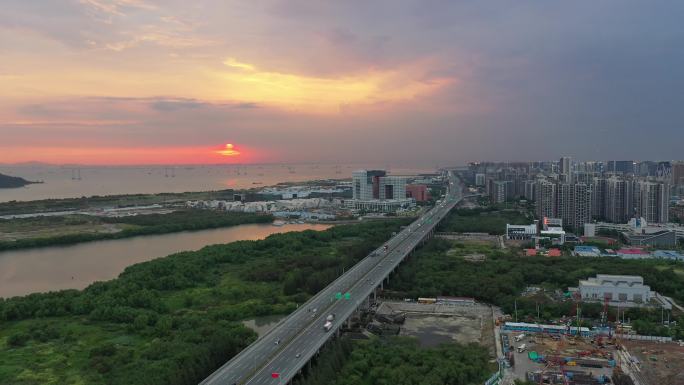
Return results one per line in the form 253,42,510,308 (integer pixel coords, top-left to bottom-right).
1,1,684,165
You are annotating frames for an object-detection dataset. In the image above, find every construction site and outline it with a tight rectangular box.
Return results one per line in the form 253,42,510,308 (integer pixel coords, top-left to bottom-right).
620,340,684,385
503,328,616,385
500,321,684,385
351,299,498,355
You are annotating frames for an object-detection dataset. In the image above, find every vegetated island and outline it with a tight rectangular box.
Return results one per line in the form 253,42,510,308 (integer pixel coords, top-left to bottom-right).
0,210,274,251
0,173,41,188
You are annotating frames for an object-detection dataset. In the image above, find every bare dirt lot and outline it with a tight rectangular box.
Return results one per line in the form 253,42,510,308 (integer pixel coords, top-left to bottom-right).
376,301,496,355
622,340,684,385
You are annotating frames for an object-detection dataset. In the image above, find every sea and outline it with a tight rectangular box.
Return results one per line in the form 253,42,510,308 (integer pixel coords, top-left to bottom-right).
0,163,436,203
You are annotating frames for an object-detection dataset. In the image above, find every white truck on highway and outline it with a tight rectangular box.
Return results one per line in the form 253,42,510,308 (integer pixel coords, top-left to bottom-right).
323,321,333,332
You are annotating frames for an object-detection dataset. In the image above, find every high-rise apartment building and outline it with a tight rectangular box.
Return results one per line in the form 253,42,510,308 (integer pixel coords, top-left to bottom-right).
590,177,605,219
475,173,486,186
673,162,684,187
559,156,573,183
604,176,634,223
524,180,536,201
557,183,592,232
535,180,557,220
490,180,513,203
634,181,670,223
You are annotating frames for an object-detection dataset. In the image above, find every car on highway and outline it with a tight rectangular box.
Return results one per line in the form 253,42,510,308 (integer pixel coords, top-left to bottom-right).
275,339,281,345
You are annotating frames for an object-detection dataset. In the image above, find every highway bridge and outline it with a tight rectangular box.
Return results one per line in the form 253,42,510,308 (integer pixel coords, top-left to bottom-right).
200,172,465,385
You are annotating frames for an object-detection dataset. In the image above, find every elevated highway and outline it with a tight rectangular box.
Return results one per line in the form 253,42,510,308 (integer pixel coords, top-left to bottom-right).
201,172,464,385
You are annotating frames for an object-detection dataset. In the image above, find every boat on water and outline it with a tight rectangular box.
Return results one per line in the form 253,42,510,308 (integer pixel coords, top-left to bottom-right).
272,220,286,226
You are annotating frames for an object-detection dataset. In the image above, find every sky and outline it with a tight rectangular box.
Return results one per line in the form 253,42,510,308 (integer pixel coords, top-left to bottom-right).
1,0,683,165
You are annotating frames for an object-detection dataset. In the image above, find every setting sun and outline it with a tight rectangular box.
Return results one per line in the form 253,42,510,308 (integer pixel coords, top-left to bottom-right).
216,143,241,157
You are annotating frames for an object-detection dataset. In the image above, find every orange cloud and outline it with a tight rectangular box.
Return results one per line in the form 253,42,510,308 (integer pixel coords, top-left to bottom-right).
215,58,456,113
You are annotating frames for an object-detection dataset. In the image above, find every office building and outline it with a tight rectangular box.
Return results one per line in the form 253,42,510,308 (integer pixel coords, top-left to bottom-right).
506,223,537,240
405,184,430,202
352,170,386,200
379,175,407,200
350,170,412,212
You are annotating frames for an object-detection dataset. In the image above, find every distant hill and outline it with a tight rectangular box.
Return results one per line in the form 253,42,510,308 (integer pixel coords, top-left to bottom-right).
0,173,39,188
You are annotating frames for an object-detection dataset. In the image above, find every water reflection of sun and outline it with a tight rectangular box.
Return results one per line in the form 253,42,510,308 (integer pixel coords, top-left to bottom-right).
216,143,241,157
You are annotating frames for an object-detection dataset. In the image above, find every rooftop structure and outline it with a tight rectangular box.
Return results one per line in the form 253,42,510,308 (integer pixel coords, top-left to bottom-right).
584,217,684,245
652,250,684,261
623,230,677,248
573,246,601,257
506,223,537,240
540,227,566,245
615,248,651,259
576,274,654,305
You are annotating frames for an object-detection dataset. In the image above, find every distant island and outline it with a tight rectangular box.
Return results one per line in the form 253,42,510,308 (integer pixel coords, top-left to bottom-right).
0,173,41,188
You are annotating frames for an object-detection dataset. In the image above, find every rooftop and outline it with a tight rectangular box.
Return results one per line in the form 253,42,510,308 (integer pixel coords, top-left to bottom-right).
574,246,601,252
616,248,650,255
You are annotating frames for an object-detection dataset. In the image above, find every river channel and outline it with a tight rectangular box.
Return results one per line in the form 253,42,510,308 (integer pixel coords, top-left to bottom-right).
0,223,331,298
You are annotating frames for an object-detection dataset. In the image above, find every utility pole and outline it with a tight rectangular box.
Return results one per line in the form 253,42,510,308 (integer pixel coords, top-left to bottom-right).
514,299,518,323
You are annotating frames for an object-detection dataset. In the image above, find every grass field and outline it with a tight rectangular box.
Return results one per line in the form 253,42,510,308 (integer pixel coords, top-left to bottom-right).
438,207,533,235
0,210,272,250
0,215,136,241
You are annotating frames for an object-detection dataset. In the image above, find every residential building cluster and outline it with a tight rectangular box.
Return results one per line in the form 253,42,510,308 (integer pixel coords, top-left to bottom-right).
468,158,683,235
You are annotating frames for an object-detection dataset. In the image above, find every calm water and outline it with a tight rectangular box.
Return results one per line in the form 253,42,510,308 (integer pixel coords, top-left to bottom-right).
0,223,330,298
0,164,434,202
